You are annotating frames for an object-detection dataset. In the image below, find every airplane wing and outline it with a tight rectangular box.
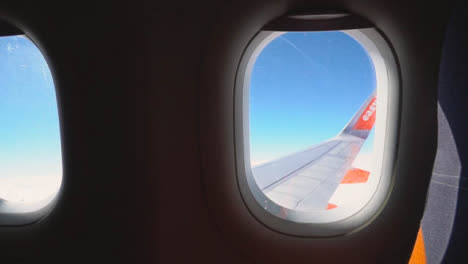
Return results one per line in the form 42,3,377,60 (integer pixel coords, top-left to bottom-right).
252,90,377,211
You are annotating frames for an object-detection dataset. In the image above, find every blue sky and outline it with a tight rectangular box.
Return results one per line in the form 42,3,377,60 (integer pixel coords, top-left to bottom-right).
0,35,61,201
250,31,376,164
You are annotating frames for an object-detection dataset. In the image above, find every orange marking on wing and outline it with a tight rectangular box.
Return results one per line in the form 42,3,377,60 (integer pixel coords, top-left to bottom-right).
353,97,377,130
341,168,370,184
409,227,426,264
326,203,337,210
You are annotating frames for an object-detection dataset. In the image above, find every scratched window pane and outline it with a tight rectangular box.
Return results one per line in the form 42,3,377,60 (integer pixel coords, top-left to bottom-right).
249,31,376,211
0,35,62,204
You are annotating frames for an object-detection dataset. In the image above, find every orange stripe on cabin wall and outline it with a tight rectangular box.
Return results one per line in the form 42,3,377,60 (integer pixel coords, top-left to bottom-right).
409,228,426,264
341,168,370,184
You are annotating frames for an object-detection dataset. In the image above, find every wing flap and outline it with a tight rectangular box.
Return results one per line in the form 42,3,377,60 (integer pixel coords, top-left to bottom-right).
253,140,340,190
260,139,365,210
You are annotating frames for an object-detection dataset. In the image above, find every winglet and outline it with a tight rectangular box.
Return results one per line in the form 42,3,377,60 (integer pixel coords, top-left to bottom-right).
339,90,376,139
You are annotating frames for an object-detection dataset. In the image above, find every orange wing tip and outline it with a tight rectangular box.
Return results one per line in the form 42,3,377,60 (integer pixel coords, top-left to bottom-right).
326,203,337,210
341,168,370,184
353,97,377,131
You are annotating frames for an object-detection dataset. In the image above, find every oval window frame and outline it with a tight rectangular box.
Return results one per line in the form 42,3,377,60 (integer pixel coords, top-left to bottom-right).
234,14,400,237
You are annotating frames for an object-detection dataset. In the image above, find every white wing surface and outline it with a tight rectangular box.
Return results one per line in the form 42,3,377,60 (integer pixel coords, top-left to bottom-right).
252,90,377,210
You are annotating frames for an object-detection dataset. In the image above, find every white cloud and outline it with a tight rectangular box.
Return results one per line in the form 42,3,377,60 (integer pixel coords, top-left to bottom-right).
6,42,13,52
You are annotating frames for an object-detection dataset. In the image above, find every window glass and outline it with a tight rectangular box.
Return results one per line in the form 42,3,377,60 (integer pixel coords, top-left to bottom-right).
0,35,61,204
249,31,378,213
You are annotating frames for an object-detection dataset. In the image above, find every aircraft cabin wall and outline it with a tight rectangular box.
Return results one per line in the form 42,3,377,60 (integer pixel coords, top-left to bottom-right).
0,0,452,263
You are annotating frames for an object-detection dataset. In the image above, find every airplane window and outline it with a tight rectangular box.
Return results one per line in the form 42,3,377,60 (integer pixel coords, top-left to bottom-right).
236,27,397,232
250,31,376,212
0,35,61,211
